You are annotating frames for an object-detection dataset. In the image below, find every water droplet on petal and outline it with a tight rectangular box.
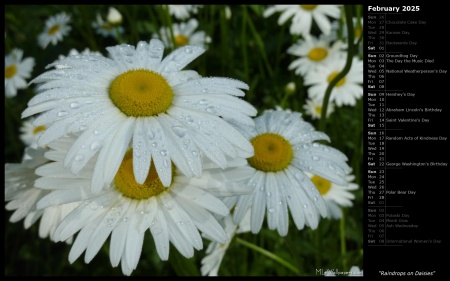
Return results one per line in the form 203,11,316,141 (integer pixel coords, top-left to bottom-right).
70,102,79,109
90,141,101,151
172,125,186,138
75,154,84,161
198,99,209,105
163,159,169,167
312,143,320,148
160,150,168,156
94,129,101,135
185,47,192,54
312,156,320,161
268,208,275,213
191,150,198,157
58,111,68,117
154,227,162,235
266,192,272,197
147,131,155,140
206,106,217,114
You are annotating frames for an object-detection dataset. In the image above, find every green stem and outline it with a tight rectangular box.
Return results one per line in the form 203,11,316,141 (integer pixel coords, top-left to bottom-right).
318,5,355,132
340,212,348,270
235,237,300,275
245,10,274,78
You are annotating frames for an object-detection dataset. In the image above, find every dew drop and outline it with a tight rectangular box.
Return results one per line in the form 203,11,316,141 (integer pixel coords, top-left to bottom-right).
90,141,101,151
206,106,217,114
90,202,98,210
70,102,79,109
94,129,100,135
58,111,68,117
172,125,186,138
153,227,162,235
198,99,209,105
191,150,198,157
185,116,194,123
75,154,84,161
147,131,155,140
185,47,192,54
312,156,320,161
268,208,275,213
160,150,168,156
312,143,320,148
152,142,158,148
163,159,169,168
266,192,272,197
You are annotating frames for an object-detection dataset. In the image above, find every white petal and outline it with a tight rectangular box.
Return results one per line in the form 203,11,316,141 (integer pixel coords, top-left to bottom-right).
103,117,135,185
158,45,205,77
265,173,279,230
132,118,152,184
145,117,173,187
250,173,267,234
150,207,170,260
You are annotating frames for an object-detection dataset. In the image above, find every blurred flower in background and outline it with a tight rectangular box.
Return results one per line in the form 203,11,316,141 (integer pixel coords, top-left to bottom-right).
263,5,341,37
304,56,363,107
168,5,202,20
37,12,72,49
155,18,212,49
4,48,35,98
287,35,345,76
92,7,125,39
303,97,335,120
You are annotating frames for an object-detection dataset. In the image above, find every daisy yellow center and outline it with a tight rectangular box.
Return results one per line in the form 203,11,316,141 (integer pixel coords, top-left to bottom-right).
314,106,322,115
311,175,331,195
327,71,346,87
48,25,60,35
109,69,173,117
5,65,17,78
301,5,317,11
101,23,113,30
33,125,46,134
248,133,293,172
174,35,189,47
114,151,173,200
308,47,328,62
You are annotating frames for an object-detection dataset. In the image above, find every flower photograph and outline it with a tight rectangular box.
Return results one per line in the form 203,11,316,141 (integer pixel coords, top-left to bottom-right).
5,4,363,276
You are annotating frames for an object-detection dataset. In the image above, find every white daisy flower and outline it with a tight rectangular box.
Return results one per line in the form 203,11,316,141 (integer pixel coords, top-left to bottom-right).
19,119,47,148
4,48,35,98
5,146,78,242
307,171,358,219
263,5,341,36
200,211,251,276
287,35,345,76
331,17,364,45
331,17,364,57
35,134,254,276
37,12,71,49
168,5,201,20
304,56,363,107
92,10,125,39
22,39,256,193
303,97,335,120
155,18,212,49
225,109,351,236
